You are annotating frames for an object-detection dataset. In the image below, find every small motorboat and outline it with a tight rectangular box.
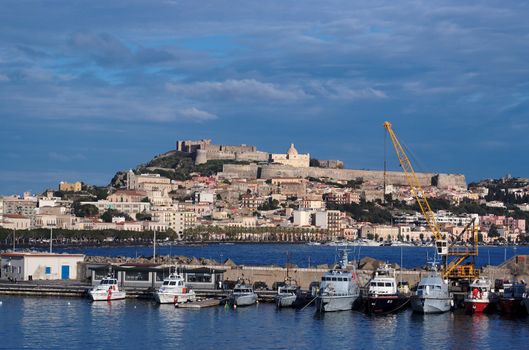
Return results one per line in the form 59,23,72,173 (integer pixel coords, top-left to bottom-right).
464,277,493,314
498,281,527,315
154,272,196,304
275,282,299,309
89,275,126,301
364,264,410,315
229,282,258,307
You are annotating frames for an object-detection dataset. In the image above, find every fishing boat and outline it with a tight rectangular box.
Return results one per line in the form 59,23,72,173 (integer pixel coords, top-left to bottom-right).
229,282,258,307
315,250,360,312
365,264,410,315
464,278,493,314
498,281,527,315
154,272,196,304
88,275,126,301
275,283,299,308
411,265,452,314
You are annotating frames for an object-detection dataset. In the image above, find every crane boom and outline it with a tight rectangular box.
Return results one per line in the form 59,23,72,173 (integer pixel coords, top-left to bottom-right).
383,121,478,279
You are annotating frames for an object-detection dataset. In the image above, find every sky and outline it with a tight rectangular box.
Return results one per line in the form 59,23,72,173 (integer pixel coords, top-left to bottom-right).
1,0,529,194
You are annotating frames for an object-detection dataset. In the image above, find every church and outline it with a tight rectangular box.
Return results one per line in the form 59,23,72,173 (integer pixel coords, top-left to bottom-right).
269,143,310,168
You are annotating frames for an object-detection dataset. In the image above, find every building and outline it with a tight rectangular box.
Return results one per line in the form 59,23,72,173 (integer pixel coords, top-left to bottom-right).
323,191,361,205
108,189,148,203
269,143,310,168
152,209,197,234
1,214,31,230
2,196,38,217
59,181,82,192
80,200,151,219
0,252,85,281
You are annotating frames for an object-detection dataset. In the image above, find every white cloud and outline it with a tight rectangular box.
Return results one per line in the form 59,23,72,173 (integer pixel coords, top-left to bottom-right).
166,79,309,101
179,107,217,121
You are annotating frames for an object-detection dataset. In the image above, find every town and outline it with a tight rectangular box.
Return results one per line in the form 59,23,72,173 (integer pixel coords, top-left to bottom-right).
1,138,527,246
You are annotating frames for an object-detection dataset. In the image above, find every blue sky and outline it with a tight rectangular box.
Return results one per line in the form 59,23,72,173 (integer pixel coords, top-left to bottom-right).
1,1,529,194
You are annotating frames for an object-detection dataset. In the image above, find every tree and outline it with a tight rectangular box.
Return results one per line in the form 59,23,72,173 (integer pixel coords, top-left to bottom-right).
73,203,99,217
488,224,500,238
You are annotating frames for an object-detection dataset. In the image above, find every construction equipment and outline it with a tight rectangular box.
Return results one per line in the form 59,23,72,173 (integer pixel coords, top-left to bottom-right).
384,121,479,280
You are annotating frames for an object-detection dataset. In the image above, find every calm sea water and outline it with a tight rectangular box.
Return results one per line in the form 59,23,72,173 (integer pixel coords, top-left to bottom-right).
1,295,528,350
54,244,527,268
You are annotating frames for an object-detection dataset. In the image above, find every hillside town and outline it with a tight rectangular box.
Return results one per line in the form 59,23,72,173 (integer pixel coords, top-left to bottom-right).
1,139,528,245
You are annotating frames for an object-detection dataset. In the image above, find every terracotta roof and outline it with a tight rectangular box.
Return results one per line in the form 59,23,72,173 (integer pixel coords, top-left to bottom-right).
4,214,28,219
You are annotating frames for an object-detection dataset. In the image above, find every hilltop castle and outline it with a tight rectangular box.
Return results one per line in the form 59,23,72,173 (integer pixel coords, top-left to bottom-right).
176,139,311,167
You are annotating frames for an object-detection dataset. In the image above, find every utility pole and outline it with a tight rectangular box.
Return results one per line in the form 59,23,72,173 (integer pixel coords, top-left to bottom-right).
50,226,53,253
153,230,157,263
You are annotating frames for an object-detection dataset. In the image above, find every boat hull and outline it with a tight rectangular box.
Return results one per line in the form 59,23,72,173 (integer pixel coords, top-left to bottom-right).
155,291,197,304
316,294,358,312
464,300,490,314
275,295,297,308
498,298,526,315
89,290,126,301
411,296,452,314
231,294,258,306
365,295,410,315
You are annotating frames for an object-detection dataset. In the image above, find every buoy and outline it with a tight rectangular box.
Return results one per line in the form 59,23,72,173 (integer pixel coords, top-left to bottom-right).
134,306,137,309
0,301,3,305
233,304,237,309
67,302,71,305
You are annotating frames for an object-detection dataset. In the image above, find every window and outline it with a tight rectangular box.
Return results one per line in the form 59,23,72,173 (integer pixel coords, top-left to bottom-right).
377,282,384,287
331,277,337,281
18,267,21,274
45,266,51,274
187,273,212,283
125,271,149,281
169,281,176,286
385,283,392,287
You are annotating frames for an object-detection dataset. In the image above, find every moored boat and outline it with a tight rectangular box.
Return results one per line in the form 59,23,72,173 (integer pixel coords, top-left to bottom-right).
365,264,410,315
315,250,360,312
498,281,526,315
89,275,126,301
154,272,196,304
464,278,493,314
275,283,298,308
229,282,258,307
411,266,452,314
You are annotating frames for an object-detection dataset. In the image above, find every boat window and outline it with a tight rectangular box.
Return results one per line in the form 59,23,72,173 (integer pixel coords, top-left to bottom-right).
417,285,424,290
178,281,183,286
370,282,376,287
385,283,392,287
163,281,169,286
169,281,177,286
100,280,107,285
332,278,337,281
377,282,385,287
435,286,441,290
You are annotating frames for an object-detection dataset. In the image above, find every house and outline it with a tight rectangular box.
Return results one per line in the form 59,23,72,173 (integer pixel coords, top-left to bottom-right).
0,252,85,281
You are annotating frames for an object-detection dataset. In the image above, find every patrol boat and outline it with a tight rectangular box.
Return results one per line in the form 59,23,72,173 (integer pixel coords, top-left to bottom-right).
365,264,410,315
154,272,196,304
229,281,258,307
89,275,126,301
315,250,360,312
411,264,452,314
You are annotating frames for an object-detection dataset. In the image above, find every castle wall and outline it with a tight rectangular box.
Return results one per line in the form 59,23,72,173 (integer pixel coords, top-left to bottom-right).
223,164,467,189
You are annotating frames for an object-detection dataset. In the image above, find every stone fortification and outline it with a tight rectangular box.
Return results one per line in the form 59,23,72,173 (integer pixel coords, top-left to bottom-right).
176,139,266,165
223,163,467,189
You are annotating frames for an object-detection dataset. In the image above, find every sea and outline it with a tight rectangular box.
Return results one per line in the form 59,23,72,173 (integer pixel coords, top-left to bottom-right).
1,244,529,349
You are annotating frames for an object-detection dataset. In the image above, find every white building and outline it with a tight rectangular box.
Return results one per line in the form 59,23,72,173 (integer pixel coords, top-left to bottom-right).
0,252,85,281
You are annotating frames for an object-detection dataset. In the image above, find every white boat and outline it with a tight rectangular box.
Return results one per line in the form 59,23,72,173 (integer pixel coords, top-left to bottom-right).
275,283,299,308
411,266,452,314
89,276,126,301
316,250,360,312
354,239,381,247
154,272,196,304
229,283,258,307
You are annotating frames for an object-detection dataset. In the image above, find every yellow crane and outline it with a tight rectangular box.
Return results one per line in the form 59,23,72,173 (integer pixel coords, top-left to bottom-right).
384,121,479,280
